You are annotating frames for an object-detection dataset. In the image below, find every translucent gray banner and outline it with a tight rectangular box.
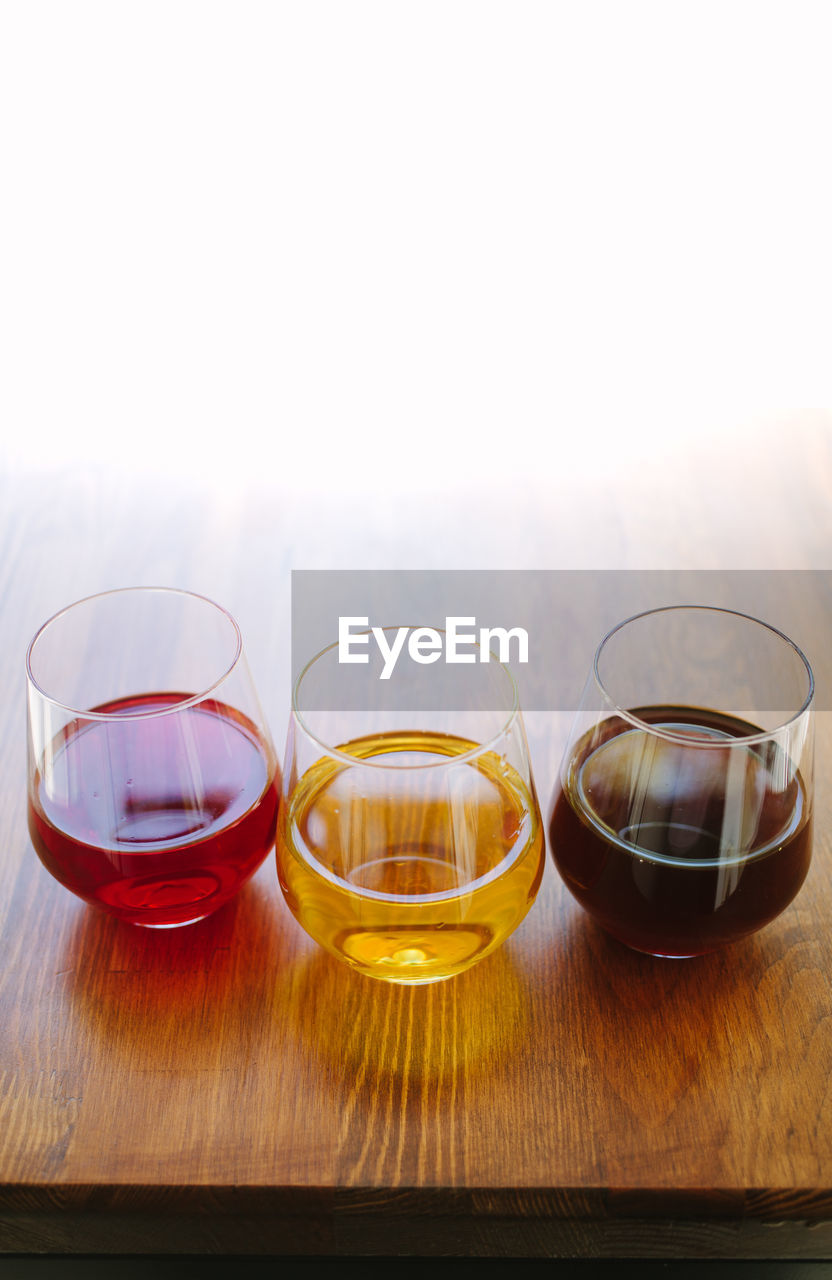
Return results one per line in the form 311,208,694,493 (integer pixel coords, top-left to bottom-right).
291,571,831,712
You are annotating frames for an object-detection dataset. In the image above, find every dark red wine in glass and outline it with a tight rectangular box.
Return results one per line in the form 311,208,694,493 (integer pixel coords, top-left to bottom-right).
26,588,280,927
547,607,815,957
549,705,812,957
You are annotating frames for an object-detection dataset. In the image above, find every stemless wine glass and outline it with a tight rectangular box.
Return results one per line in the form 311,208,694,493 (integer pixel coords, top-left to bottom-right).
276,626,544,983
548,605,814,958
27,587,279,928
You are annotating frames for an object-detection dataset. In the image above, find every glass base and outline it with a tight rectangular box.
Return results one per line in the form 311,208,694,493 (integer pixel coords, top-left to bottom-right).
616,935,711,959
626,946,701,959
129,915,211,929
598,923,710,959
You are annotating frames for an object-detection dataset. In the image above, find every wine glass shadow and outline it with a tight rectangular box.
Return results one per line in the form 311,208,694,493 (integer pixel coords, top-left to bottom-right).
280,939,535,1089
547,894,798,1132
55,871,300,1072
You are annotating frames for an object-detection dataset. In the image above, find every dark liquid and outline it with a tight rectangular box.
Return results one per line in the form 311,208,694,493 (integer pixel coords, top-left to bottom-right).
548,706,812,956
28,692,279,927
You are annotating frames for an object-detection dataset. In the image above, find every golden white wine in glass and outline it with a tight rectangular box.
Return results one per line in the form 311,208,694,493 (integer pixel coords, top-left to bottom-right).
277,627,544,983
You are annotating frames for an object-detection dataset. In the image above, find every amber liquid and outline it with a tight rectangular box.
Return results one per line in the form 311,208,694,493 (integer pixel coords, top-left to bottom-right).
277,731,544,983
549,706,812,957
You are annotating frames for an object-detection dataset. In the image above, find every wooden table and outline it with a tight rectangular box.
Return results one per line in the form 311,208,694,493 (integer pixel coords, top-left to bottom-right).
1,414,832,1258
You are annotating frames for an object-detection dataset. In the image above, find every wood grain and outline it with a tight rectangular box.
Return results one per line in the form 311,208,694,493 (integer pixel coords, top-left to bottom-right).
1,414,832,1257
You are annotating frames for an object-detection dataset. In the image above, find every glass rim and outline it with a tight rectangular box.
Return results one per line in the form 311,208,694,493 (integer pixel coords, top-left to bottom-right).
25,585,243,721
592,603,815,746
292,624,522,770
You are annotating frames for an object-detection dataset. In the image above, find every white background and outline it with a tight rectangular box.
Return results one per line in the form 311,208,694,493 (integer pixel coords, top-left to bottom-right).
1,0,830,499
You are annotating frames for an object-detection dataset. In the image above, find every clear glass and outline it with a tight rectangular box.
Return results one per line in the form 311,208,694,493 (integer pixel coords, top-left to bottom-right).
276,627,545,983
548,605,815,957
26,587,279,928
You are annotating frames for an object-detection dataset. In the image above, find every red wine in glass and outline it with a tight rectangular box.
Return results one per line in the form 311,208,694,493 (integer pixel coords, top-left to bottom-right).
28,692,279,928
549,705,812,957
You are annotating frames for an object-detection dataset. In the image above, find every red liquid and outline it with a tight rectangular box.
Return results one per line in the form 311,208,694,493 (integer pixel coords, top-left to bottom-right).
28,692,279,927
548,706,812,957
